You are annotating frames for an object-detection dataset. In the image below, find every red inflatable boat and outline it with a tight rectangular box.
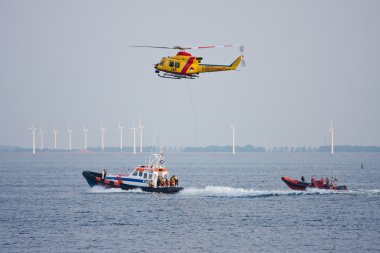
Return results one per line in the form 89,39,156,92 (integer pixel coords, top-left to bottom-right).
281,176,348,191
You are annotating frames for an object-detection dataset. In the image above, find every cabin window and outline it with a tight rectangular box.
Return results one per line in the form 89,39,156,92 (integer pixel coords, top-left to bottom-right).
169,61,174,67
163,174,167,179
132,171,138,176
138,171,143,177
148,174,152,179
143,173,147,179
175,62,180,68
160,60,165,66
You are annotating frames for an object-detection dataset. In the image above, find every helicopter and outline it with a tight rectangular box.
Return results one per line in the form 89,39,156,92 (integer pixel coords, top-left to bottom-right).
129,45,245,79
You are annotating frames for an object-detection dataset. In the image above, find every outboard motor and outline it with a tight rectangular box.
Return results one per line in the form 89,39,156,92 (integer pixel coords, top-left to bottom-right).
337,185,348,190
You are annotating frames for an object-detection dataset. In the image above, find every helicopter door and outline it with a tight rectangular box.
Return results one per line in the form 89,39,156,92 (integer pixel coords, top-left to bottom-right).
169,61,180,73
174,62,180,72
169,61,175,72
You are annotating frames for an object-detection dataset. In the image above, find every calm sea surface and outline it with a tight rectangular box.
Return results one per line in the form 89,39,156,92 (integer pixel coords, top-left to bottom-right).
1,152,379,252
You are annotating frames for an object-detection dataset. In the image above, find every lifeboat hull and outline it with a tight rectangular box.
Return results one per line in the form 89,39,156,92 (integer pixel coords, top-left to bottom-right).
281,176,348,191
82,171,183,194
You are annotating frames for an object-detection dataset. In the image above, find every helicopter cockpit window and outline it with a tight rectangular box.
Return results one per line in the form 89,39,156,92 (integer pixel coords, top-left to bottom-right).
160,59,165,66
175,62,180,68
169,61,174,67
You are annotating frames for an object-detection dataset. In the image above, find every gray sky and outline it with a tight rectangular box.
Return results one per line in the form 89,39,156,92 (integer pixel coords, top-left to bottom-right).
1,0,379,148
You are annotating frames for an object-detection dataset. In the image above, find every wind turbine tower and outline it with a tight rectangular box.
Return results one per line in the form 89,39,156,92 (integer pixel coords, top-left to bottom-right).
131,125,137,155
67,126,72,152
29,123,37,155
328,120,335,155
38,127,44,150
53,128,58,150
230,124,237,155
100,122,105,151
138,120,144,153
118,122,124,151
83,125,88,150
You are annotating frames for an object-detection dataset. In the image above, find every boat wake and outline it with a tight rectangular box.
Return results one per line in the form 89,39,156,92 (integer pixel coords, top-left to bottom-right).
88,185,145,194
354,189,380,195
180,186,354,198
86,185,379,197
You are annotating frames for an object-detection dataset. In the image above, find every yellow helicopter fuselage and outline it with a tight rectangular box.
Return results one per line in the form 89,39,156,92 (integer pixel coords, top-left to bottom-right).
154,51,243,79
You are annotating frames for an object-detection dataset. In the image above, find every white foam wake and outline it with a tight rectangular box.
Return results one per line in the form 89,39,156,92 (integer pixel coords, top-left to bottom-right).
354,189,380,195
180,186,303,198
179,185,363,198
88,185,144,194
87,185,379,197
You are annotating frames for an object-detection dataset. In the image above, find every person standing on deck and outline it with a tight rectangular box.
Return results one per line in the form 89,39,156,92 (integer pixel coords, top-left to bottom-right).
175,176,178,186
102,169,107,179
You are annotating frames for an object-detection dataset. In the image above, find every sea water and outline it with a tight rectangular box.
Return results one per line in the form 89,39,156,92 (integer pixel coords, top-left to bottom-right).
0,152,379,252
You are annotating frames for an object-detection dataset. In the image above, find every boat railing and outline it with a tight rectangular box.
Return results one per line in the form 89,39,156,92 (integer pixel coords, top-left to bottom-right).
148,153,165,169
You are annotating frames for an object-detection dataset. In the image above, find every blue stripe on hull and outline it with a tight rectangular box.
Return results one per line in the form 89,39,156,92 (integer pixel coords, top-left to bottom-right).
105,177,147,183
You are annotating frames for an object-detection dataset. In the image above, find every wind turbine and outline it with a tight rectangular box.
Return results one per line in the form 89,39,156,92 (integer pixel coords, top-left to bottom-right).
138,120,144,153
100,121,105,151
29,123,37,155
37,126,44,150
131,125,137,155
83,124,88,150
67,126,72,152
118,122,124,151
53,128,58,150
230,124,237,155
328,120,335,155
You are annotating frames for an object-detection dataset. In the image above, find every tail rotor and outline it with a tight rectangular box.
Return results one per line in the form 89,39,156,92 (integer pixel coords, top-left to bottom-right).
240,45,246,67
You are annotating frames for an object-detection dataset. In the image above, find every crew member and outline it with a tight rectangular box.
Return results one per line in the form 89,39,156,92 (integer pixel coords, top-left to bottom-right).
149,180,153,188
171,177,175,186
325,177,329,188
161,177,165,188
301,176,305,182
102,169,107,179
174,176,178,186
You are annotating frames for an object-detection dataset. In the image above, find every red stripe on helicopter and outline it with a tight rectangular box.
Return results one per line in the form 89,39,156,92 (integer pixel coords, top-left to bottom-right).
181,57,196,74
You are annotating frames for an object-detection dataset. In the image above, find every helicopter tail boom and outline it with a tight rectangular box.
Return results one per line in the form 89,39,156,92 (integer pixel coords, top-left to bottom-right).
198,55,244,73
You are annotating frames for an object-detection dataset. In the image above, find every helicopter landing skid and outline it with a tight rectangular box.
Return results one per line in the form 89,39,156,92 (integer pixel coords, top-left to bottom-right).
157,72,198,79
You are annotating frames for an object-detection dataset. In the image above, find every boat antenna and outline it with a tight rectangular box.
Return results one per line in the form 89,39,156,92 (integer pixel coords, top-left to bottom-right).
149,127,159,155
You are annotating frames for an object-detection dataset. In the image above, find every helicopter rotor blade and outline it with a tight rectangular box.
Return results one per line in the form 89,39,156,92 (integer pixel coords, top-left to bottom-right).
182,44,239,50
128,44,244,51
127,45,179,50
